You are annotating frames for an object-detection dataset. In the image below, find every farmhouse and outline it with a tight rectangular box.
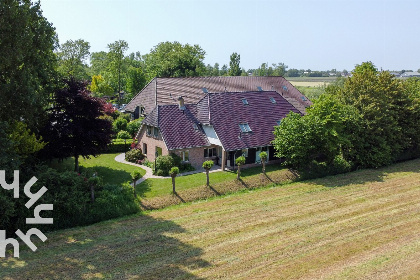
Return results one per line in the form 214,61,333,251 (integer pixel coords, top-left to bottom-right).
125,76,311,118
136,89,302,170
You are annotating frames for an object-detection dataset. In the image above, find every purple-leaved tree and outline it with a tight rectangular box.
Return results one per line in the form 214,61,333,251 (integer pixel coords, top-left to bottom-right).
41,78,113,172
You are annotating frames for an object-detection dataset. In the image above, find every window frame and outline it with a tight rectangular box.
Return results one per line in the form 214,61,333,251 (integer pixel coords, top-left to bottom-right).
239,123,252,133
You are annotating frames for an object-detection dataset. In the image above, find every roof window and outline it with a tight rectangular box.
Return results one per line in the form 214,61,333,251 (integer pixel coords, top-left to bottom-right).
276,120,281,125
202,87,208,93
270,97,276,104
282,85,288,91
242,98,249,105
239,123,252,133
257,86,263,91
301,96,307,101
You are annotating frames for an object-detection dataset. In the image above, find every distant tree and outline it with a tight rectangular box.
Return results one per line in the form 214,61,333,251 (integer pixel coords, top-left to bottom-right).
89,51,109,76
144,41,206,78
57,39,90,80
271,63,288,76
126,65,147,95
202,160,214,187
107,40,129,95
40,79,113,172
285,68,299,77
170,167,179,193
260,151,267,175
228,52,241,76
89,75,114,97
352,61,377,75
212,63,220,76
220,64,228,76
0,0,58,130
235,156,246,180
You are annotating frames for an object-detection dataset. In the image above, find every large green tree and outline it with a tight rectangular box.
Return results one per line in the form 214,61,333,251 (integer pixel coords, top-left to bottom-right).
57,39,90,80
144,41,206,78
0,0,57,130
107,40,129,95
273,62,420,171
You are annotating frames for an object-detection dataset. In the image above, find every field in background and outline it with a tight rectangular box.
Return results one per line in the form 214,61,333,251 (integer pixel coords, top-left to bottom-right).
286,76,336,87
2,158,420,279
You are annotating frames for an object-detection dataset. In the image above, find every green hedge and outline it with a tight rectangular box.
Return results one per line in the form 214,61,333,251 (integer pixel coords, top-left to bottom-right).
106,139,136,153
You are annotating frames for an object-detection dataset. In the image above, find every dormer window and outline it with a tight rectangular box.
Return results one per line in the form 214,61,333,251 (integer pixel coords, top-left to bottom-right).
239,123,252,132
270,97,276,104
146,125,152,136
242,98,249,105
153,127,159,137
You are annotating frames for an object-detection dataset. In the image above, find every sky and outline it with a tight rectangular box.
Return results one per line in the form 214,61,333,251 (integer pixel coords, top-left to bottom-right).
39,0,420,72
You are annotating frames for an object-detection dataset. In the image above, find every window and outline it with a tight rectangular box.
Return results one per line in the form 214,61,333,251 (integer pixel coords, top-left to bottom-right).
143,143,147,154
270,97,277,104
276,120,281,125
242,98,249,105
242,148,248,157
204,147,217,158
146,125,152,136
257,86,263,91
282,85,288,91
301,96,307,101
156,146,162,157
181,150,189,162
239,123,252,133
153,127,159,137
193,123,198,130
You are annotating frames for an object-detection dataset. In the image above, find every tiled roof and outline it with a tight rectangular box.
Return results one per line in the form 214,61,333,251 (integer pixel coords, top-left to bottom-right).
147,104,210,150
205,91,301,151
126,76,311,115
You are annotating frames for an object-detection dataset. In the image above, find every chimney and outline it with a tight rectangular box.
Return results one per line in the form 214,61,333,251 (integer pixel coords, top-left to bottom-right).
178,96,185,110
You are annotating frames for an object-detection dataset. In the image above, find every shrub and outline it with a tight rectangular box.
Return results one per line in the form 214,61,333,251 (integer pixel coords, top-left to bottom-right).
170,166,179,176
142,158,154,168
117,130,131,139
127,118,143,137
202,160,214,170
180,162,195,172
156,169,165,176
113,117,128,132
125,148,145,163
154,155,176,176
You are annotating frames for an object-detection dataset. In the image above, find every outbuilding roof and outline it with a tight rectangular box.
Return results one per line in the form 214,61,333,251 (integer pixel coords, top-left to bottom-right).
126,76,311,115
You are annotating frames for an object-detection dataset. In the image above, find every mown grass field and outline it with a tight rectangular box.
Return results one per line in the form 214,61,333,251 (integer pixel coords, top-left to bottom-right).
2,159,420,279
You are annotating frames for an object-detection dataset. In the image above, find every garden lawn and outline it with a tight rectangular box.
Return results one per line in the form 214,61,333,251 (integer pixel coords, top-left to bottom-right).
136,164,284,199
49,153,146,185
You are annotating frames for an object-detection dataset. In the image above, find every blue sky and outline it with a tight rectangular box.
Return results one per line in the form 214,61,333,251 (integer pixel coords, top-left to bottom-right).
40,0,420,72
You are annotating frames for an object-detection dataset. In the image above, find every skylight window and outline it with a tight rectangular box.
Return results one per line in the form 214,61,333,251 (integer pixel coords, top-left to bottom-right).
301,96,307,101
202,87,208,93
276,120,281,125
239,123,252,132
193,123,198,130
242,98,249,105
257,86,263,91
282,85,288,91
270,97,276,104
